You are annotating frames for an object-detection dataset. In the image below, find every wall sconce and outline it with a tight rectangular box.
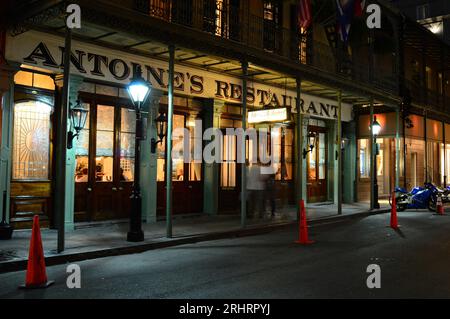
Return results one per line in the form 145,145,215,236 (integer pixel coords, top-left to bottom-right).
303,131,317,159
67,100,89,149
151,112,168,153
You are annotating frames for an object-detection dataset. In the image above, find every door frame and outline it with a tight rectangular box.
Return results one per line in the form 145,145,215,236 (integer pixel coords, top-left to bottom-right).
306,125,328,203
74,92,134,222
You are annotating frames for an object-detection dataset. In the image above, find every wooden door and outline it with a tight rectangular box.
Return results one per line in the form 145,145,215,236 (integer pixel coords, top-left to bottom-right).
157,113,203,216
74,100,135,221
219,133,241,213
307,126,328,202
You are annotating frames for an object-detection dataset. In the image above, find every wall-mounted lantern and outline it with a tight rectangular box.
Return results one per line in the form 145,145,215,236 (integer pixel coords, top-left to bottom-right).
67,100,89,149
302,131,317,159
151,112,168,153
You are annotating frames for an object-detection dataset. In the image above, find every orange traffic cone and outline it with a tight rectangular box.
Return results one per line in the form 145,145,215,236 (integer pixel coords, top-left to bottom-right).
295,200,314,245
436,196,445,215
20,215,54,289
390,192,399,229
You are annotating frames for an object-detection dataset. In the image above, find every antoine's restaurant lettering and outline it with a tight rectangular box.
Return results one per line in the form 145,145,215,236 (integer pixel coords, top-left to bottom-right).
6,31,352,121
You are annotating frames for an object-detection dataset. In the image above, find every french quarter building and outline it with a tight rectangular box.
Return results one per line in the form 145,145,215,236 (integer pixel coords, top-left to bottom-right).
0,0,449,229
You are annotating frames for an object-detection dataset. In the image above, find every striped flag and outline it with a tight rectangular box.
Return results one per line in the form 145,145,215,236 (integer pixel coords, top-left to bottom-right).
336,0,365,43
297,0,312,32
354,0,366,17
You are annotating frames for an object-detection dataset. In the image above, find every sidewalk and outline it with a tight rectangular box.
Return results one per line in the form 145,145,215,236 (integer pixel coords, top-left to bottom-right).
0,202,389,273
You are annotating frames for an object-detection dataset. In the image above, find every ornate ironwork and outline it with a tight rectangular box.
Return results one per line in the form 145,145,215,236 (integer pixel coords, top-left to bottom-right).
10,2,66,37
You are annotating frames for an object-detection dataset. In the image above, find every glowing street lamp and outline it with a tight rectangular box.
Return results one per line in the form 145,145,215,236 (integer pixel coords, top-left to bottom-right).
127,66,151,242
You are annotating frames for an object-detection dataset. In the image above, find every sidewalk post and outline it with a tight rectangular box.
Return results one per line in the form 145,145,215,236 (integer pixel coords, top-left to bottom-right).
166,44,175,238
241,61,248,228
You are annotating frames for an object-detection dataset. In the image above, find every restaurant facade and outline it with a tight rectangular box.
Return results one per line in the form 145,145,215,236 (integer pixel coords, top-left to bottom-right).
0,0,449,230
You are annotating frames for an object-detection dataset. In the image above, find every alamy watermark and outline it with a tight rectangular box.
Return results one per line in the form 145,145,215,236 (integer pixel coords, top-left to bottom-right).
171,120,281,175
366,264,381,289
66,4,81,29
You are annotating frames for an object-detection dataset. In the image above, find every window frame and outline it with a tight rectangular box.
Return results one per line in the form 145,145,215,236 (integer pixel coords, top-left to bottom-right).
11,98,54,182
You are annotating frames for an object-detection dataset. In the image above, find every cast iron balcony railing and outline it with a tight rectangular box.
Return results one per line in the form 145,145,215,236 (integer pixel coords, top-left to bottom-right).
404,78,449,111
135,0,407,96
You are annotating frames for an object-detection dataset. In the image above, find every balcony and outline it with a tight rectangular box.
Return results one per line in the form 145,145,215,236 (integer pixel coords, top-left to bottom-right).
404,79,449,111
134,0,398,94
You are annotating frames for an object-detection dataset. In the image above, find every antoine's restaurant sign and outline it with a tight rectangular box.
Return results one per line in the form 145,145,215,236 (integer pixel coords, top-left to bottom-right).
6,31,352,121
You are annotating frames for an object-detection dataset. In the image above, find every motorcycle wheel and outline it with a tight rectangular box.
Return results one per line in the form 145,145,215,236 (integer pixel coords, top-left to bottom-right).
397,204,407,212
428,199,437,212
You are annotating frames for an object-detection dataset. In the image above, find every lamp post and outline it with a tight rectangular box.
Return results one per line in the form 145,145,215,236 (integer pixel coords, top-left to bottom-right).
371,116,381,210
127,66,151,242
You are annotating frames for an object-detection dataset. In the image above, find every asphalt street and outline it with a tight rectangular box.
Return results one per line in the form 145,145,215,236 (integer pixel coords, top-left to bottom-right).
1,210,450,299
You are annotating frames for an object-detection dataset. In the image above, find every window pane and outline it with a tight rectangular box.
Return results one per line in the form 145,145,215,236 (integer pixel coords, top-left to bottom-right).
96,105,114,182
273,127,282,180
308,140,316,181
221,135,236,187
318,133,326,179
95,156,113,182
96,131,114,156
284,128,293,180
97,105,114,131
157,158,165,182
12,101,52,180
75,156,89,183
121,108,136,133
157,114,186,182
75,103,90,183
359,139,370,178
120,108,136,182
189,125,202,181
14,71,33,87
33,73,55,90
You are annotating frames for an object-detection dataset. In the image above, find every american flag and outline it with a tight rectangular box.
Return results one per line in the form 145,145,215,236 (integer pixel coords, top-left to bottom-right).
297,0,312,32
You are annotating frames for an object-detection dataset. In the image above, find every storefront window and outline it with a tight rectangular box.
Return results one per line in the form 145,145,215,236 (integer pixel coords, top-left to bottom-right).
14,70,55,91
157,114,189,182
188,123,202,181
12,101,52,180
376,138,383,177
318,132,326,180
272,127,282,180
440,143,445,185
284,128,293,180
221,134,236,188
445,145,450,185
120,108,136,182
406,138,425,188
359,139,370,179
427,141,441,185
95,105,114,182
75,103,90,183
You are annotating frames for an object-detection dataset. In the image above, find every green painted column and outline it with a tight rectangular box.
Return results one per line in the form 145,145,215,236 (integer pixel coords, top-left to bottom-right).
203,99,224,215
337,91,342,214
300,115,308,203
55,74,85,232
295,78,302,219
396,106,401,188
330,121,338,204
141,89,163,223
342,121,356,204
0,63,18,223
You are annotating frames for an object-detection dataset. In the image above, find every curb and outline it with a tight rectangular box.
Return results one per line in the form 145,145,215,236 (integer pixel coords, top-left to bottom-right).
0,208,389,274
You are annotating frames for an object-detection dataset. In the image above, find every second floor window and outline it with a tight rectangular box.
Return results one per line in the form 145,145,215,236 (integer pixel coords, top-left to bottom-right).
203,0,240,40
416,4,429,20
263,0,282,52
149,0,193,26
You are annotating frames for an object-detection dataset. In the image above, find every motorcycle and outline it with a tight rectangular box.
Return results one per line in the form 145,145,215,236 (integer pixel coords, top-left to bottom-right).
390,183,443,212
